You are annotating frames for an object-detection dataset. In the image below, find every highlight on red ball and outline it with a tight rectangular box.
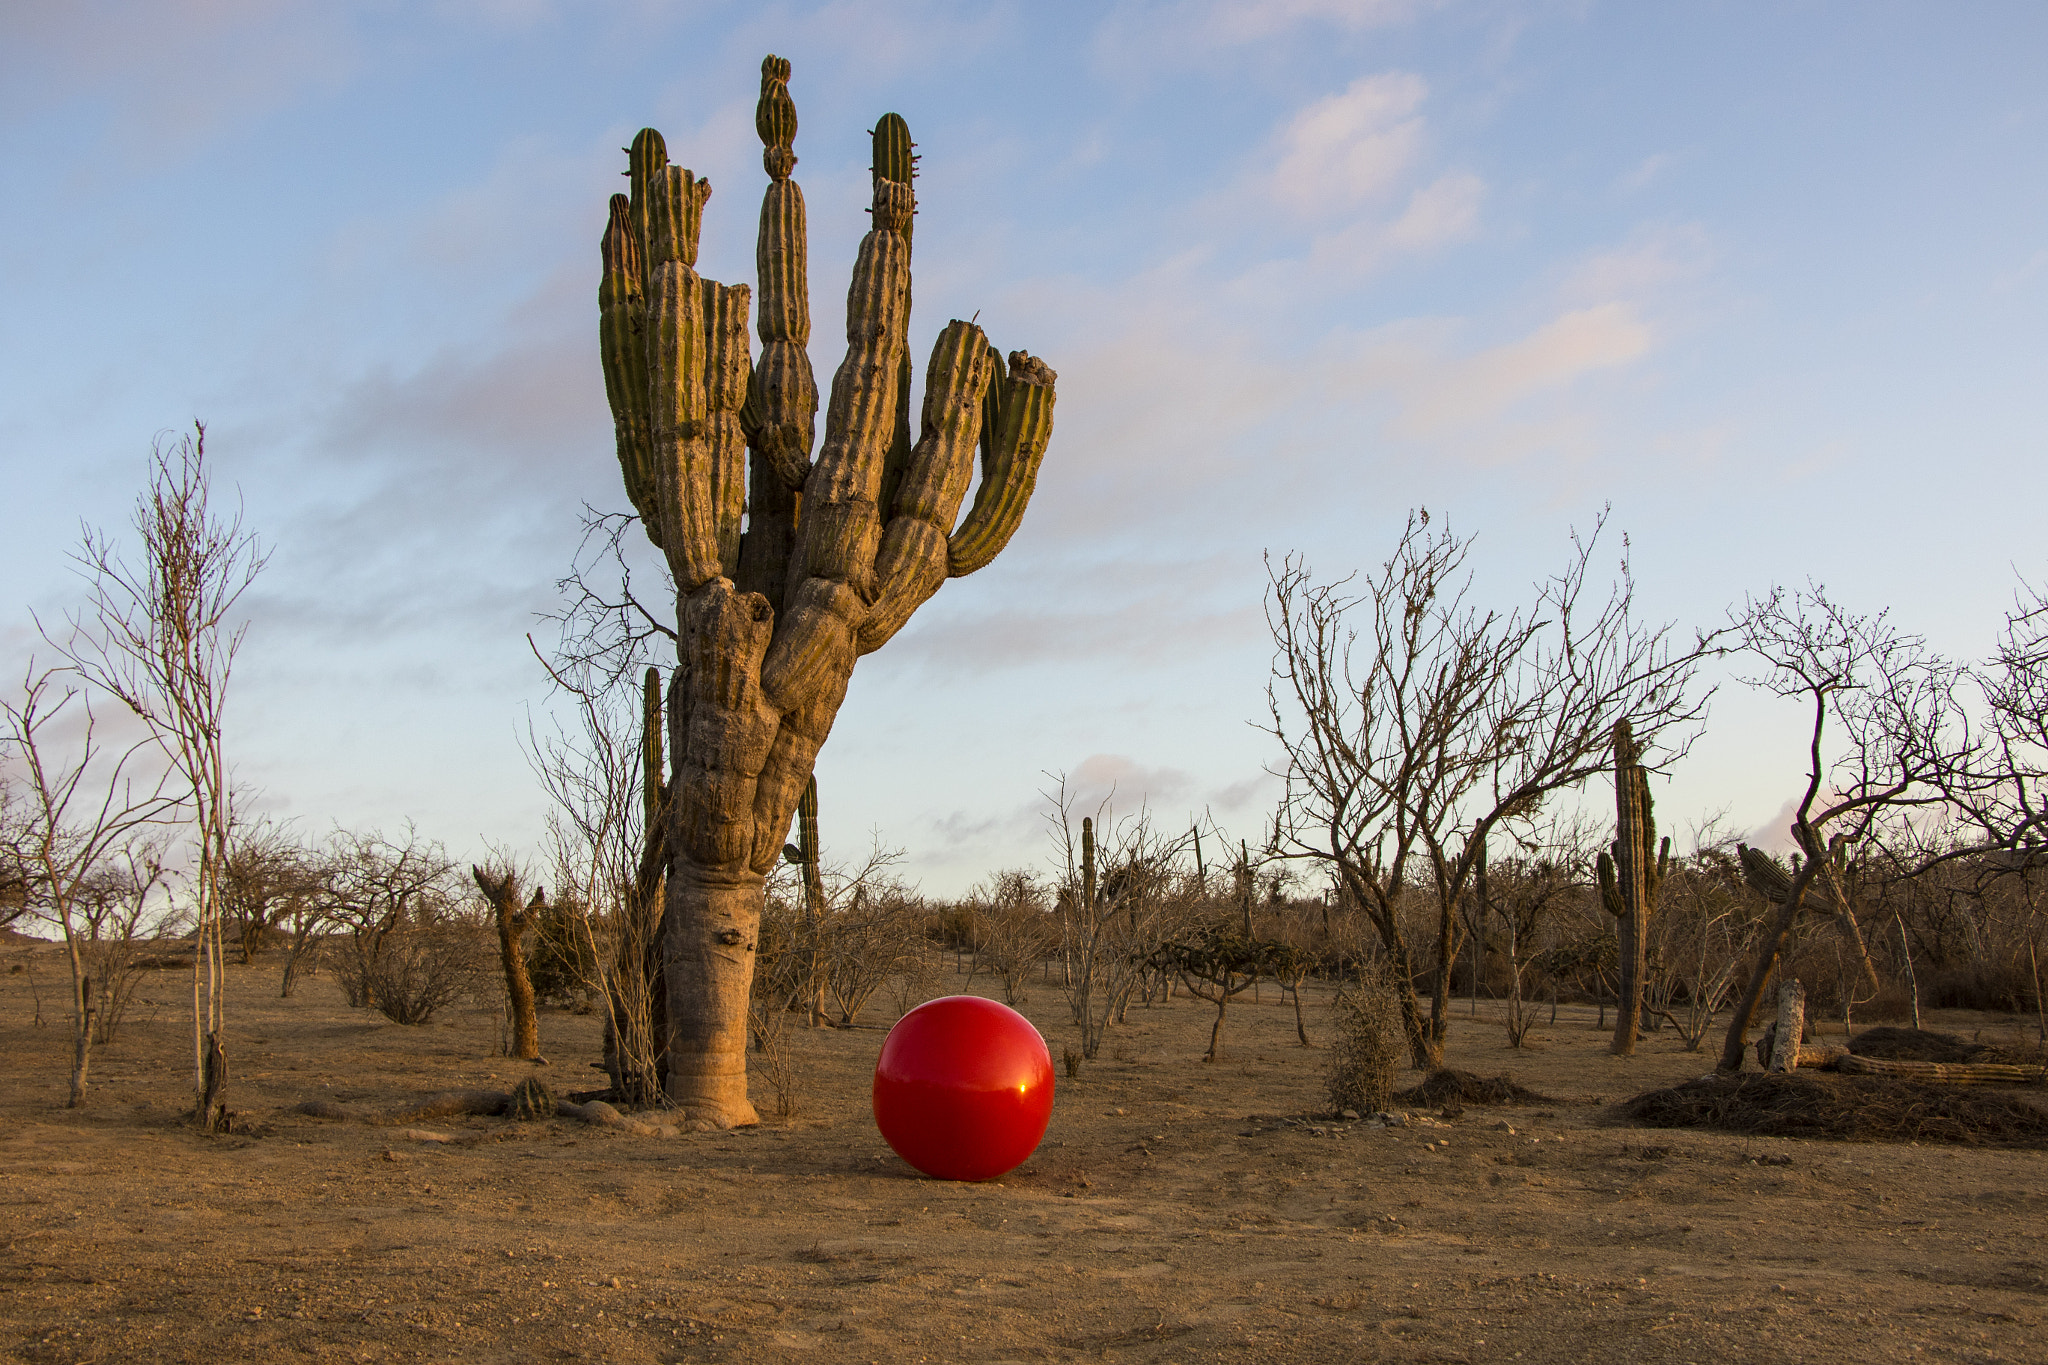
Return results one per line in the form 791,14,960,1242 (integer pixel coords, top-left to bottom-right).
871,995,1056,1182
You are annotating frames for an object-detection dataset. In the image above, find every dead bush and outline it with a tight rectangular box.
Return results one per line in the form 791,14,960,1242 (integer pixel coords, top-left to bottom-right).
1326,967,1401,1116
356,923,487,1025
1395,1069,1553,1108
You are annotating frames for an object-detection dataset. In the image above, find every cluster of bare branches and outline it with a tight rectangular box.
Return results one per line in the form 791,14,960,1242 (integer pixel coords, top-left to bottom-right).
1043,782,1208,1064
1264,509,1720,1068
1,676,177,1106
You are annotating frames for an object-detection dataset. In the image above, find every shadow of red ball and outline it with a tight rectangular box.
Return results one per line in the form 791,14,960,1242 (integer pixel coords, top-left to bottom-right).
872,995,1055,1182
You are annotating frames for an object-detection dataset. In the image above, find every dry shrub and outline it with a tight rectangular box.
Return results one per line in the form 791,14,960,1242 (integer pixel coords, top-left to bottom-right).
1625,1072,2048,1147
884,940,941,1018
357,924,487,1025
1326,969,1401,1116
1395,1069,1553,1108
747,998,800,1120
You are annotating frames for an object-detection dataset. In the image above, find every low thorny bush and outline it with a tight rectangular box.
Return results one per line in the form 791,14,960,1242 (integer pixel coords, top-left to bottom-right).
1325,965,1401,1116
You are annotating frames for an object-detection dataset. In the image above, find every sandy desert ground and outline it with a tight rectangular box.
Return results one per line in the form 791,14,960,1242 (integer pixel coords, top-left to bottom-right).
3,942,2045,1364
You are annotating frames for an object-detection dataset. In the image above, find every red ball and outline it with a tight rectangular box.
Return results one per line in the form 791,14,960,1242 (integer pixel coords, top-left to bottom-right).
872,995,1055,1182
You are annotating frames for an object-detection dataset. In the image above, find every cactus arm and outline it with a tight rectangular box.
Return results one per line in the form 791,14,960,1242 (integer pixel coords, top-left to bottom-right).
736,56,813,605
638,137,749,591
945,350,1057,577
872,114,917,526
599,193,659,543
1596,849,1622,917
761,131,915,711
741,55,816,494
779,167,912,609
856,320,997,654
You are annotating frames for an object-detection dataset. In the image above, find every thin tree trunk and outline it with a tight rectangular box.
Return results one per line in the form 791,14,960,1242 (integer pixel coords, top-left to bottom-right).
1895,912,1921,1031
66,934,92,1108
500,904,540,1060
1718,891,1807,1073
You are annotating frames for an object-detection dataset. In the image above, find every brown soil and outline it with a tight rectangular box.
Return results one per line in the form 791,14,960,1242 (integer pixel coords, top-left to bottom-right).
4,946,2047,1364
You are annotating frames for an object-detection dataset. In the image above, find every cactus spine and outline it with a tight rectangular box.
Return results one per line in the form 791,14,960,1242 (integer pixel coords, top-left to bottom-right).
596,56,1057,1127
1601,719,1666,1056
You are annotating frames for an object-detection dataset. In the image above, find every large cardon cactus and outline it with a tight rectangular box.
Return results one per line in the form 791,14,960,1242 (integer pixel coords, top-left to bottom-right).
597,56,1056,1127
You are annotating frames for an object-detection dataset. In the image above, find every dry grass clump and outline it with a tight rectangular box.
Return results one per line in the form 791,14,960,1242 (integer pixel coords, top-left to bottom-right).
1625,1072,2048,1147
1395,1069,1553,1108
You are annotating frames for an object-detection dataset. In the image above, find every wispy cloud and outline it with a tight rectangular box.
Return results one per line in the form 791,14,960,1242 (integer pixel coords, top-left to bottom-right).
1,0,363,158
1269,73,1430,216
1093,0,1434,66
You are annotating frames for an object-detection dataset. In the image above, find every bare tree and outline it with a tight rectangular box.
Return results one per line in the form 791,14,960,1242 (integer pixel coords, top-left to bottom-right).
1715,584,1981,1072
817,849,924,1028
56,424,265,1131
1477,819,1586,1048
323,825,459,1012
1961,575,2048,860
471,862,544,1060
1265,510,1717,1068
1,669,176,1106
962,869,1053,1006
1649,826,1758,1052
1,778,34,931
526,627,669,1106
220,816,320,965
1046,783,1198,1063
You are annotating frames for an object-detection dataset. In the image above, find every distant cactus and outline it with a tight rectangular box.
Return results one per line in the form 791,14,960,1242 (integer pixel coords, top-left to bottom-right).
596,56,1057,1128
1602,720,1667,1056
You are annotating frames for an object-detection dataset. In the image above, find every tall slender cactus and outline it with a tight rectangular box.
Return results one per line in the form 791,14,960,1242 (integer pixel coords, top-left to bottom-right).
597,56,1056,1127
1599,719,1666,1056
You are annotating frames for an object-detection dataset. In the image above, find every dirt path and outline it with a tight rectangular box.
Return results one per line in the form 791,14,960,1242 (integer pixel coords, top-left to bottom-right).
3,948,2044,1363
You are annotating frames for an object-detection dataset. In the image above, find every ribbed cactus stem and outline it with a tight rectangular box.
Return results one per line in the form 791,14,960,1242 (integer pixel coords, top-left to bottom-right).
1739,843,1794,902
642,666,664,831
601,194,657,537
948,350,1058,576
872,112,917,523
1608,718,1658,1056
1081,816,1096,914
1596,849,1621,917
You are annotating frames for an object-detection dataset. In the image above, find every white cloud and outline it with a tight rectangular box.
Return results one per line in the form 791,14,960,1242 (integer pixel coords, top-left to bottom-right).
1270,73,1429,217
1368,302,1654,440
1557,224,1712,305
1300,169,1485,277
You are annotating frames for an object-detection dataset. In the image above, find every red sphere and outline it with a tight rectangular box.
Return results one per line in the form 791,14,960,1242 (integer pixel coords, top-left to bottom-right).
872,995,1055,1182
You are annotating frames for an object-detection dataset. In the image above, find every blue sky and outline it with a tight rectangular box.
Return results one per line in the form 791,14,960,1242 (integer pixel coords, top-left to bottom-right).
3,1,2044,894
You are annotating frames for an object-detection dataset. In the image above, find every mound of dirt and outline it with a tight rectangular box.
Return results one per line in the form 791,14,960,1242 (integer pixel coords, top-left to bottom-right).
1850,1027,1992,1063
1850,1026,2044,1067
1394,1069,1553,1108
1624,1072,2048,1147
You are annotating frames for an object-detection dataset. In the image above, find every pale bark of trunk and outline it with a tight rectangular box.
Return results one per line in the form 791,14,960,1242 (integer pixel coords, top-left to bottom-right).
1767,979,1806,1072
661,862,766,1128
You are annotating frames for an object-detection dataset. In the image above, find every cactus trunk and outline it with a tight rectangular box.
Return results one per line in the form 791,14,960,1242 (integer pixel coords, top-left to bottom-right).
1603,720,1664,1057
596,56,1056,1127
